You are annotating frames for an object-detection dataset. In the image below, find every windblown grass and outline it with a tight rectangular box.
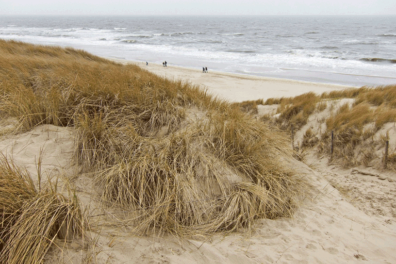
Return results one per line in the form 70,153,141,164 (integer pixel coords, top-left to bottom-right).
0,158,84,264
321,86,396,107
260,84,396,168
0,39,303,238
263,92,319,130
231,99,264,114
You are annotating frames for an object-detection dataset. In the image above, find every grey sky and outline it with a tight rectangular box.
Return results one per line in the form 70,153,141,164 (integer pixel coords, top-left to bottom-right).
1,0,395,16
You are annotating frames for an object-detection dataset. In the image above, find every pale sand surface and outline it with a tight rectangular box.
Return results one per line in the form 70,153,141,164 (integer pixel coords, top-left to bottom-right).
0,124,395,264
1,62,396,263
111,59,353,103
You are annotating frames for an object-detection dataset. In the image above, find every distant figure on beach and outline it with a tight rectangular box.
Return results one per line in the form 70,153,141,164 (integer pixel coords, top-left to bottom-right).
165,61,167,67
203,67,205,73
205,67,208,73
146,62,148,66
162,62,165,67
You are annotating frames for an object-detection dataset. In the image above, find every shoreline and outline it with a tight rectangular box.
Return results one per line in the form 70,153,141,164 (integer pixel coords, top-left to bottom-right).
109,57,355,102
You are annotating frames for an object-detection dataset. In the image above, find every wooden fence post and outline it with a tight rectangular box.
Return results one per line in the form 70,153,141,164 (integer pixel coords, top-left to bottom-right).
291,125,294,150
384,140,389,169
331,130,334,157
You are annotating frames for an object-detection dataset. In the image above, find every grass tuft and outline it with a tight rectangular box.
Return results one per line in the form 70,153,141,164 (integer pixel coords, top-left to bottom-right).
0,39,304,237
258,84,396,168
0,158,84,264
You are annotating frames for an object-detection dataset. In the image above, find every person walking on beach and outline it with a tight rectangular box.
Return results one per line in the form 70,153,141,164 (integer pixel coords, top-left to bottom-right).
165,61,167,67
163,62,165,67
203,67,205,73
205,67,208,73
146,62,148,66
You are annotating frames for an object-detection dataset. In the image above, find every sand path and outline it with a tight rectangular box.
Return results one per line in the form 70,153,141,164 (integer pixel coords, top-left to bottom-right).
1,126,395,263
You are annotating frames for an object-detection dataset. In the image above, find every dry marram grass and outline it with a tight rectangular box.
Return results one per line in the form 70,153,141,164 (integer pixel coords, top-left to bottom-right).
0,158,85,264
0,39,304,241
259,85,396,168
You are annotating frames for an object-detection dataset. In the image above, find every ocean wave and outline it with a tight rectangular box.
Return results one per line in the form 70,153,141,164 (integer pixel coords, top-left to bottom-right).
349,42,379,46
44,34,63,38
276,34,293,38
126,35,152,39
378,34,396,37
120,40,137,44
222,33,244,36
360,58,396,64
198,40,222,44
305,31,319,34
171,32,193,36
321,46,339,49
343,39,379,45
226,50,256,54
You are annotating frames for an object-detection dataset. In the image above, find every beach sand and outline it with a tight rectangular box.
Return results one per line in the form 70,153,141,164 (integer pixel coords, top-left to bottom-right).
2,60,396,263
111,60,353,103
2,123,395,264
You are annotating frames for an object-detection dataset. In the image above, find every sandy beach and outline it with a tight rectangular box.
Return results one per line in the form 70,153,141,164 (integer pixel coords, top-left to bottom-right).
111,59,353,103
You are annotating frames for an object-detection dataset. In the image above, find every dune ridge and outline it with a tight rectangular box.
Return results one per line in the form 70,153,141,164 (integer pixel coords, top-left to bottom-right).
0,40,395,263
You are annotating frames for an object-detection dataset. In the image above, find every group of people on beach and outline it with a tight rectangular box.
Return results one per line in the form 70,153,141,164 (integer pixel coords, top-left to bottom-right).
146,61,209,73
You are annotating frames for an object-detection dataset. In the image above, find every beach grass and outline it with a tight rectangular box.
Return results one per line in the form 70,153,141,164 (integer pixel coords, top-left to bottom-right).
0,158,85,264
0,39,304,241
260,85,396,168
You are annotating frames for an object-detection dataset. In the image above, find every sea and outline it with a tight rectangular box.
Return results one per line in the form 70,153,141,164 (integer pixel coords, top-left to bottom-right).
1,16,396,87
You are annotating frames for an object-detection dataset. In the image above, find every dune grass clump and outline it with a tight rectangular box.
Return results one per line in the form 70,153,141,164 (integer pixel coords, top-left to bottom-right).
231,99,264,114
263,92,320,130
320,103,374,166
0,159,84,264
0,39,303,236
320,87,396,166
97,108,297,235
321,85,396,107
259,85,396,168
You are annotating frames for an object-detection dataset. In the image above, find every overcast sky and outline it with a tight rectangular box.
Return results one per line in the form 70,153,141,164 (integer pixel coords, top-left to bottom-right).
1,0,395,16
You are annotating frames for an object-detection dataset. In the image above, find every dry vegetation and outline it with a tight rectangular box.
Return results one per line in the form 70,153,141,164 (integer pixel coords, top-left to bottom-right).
231,99,264,114
0,40,305,261
0,158,84,264
258,85,396,168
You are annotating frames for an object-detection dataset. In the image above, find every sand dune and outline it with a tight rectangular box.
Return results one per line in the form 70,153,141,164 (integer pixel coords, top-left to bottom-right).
1,48,395,263
1,124,395,263
0,124,76,184
0,39,396,264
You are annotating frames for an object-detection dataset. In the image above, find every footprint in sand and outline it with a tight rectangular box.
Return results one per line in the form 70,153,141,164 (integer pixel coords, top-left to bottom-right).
309,229,322,236
306,243,317,250
326,247,339,255
260,230,281,239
